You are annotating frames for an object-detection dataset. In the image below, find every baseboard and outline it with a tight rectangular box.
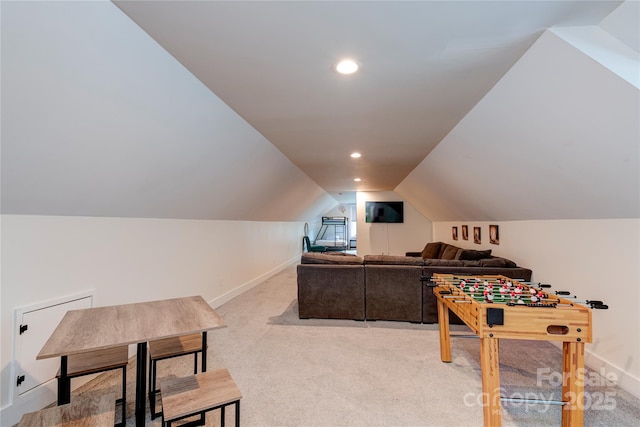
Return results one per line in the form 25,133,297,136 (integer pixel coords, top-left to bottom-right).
1,380,55,427
548,341,640,400
208,255,299,309
1,372,104,426
585,348,640,399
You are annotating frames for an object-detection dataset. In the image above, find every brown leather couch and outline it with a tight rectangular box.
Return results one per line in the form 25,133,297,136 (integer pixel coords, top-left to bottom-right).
297,250,532,323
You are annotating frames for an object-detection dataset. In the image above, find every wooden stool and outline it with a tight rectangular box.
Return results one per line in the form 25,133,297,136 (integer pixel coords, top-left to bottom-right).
18,392,116,426
160,368,242,427
148,332,206,419
56,346,128,426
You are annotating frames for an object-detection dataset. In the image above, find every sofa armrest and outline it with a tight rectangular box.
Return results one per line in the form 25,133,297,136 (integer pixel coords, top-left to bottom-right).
405,251,422,257
297,264,365,320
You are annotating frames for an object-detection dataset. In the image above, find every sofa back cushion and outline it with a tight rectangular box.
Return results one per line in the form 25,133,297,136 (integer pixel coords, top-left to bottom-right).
479,257,518,268
420,242,442,259
456,249,492,261
364,255,424,265
301,253,363,265
423,259,464,267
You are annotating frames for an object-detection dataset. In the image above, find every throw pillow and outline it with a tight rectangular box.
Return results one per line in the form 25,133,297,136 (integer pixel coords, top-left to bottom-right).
420,242,442,259
440,245,460,260
457,249,492,261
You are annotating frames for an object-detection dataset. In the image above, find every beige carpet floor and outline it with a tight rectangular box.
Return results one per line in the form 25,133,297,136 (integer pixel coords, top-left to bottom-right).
64,264,639,426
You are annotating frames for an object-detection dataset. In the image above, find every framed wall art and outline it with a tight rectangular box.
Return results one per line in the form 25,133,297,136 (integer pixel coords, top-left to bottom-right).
473,226,481,244
490,224,499,245
461,225,468,240
452,226,458,240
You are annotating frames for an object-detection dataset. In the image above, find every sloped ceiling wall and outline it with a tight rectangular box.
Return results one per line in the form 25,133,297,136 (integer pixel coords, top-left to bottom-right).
1,1,336,222
396,27,639,221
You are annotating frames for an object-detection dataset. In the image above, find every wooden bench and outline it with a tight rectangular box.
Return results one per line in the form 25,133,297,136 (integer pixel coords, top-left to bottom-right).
148,332,205,419
56,345,128,425
160,368,242,427
18,392,115,426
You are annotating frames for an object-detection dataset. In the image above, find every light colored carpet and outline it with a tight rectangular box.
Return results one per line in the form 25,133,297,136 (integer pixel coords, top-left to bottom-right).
69,264,639,426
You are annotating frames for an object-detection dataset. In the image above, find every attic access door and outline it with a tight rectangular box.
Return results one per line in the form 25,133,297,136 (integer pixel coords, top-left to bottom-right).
14,292,93,396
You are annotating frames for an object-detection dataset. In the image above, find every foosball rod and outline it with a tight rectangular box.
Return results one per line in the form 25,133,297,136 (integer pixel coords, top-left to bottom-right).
500,397,566,406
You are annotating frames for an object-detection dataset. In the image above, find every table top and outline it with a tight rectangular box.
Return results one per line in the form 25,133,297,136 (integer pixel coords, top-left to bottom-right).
38,295,226,359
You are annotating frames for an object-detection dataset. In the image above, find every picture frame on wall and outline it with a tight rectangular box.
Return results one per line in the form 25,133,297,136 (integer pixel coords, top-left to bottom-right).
473,226,481,244
462,225,468,240
490,224,499,245
452,226,458,240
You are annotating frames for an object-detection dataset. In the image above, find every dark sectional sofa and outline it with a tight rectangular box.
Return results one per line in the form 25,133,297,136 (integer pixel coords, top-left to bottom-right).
297,242,532,323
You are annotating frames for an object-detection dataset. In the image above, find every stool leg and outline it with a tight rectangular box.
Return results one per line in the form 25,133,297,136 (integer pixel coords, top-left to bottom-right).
148,349,152,397
201,332,207,372
119,365,126,426
150,359,157,419
221,405,225,427
235,401,240,427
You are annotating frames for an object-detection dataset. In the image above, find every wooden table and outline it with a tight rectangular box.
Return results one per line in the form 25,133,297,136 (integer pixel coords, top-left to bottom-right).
433,274,592,427
37,296,227,427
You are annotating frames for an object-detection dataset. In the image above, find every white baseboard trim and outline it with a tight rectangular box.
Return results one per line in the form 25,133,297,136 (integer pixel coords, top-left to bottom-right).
548,341,640,400
1,381,54,427
585,348,640,399
208,255,299,309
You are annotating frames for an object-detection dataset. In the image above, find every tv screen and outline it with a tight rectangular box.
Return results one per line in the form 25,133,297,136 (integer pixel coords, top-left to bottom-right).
365,201,404,223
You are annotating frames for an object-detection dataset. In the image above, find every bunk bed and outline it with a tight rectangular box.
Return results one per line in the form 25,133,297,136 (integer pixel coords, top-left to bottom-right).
314,217,349,251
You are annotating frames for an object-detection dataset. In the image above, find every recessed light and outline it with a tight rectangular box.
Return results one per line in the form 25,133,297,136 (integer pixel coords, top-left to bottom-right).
335,59,359,75
354,178,362,182
350,152,361,158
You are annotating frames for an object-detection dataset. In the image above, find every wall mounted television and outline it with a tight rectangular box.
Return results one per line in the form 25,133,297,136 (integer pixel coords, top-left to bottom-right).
365,201,404,223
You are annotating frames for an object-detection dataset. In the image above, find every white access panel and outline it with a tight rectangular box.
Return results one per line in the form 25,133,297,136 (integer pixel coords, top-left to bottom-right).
14,293,93,396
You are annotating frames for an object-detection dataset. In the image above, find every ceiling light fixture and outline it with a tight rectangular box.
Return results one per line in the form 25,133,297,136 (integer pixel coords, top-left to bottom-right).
354,178,362,182
335,59,359,75
350,152,361,158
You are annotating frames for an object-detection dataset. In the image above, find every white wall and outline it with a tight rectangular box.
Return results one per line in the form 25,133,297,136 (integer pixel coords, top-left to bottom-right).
356,191,432,256
433,219,640,398
1,0,333,222
396,28,639,222
0,215,304,424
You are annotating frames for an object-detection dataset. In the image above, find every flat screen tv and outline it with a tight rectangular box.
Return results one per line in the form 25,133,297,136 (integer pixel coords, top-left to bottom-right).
365,201,404,223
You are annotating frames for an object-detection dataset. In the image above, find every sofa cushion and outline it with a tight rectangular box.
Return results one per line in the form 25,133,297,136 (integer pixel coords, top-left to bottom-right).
420,242,442,259
461,260,481,267
364,255,424,265
456,249,492,261
495,257,517,268
440,244,461,260
479,257,507,267
423,259,464,267
301,253,363,265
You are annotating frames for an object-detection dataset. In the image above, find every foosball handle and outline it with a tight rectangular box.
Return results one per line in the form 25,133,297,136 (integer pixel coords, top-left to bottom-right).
420,276,437,287
538,283,552,288
589,301,608,309
556,291,571,295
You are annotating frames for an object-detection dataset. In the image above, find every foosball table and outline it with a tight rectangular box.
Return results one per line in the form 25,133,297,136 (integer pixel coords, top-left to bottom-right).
430,273,607,427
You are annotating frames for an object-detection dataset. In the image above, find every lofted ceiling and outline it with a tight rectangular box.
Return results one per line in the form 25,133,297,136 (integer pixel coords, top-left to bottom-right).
114,1,623,204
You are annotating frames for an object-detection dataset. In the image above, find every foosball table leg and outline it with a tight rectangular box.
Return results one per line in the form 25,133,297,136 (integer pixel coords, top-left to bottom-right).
480,337,502,427
437,299,451,362
562,341,585,427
